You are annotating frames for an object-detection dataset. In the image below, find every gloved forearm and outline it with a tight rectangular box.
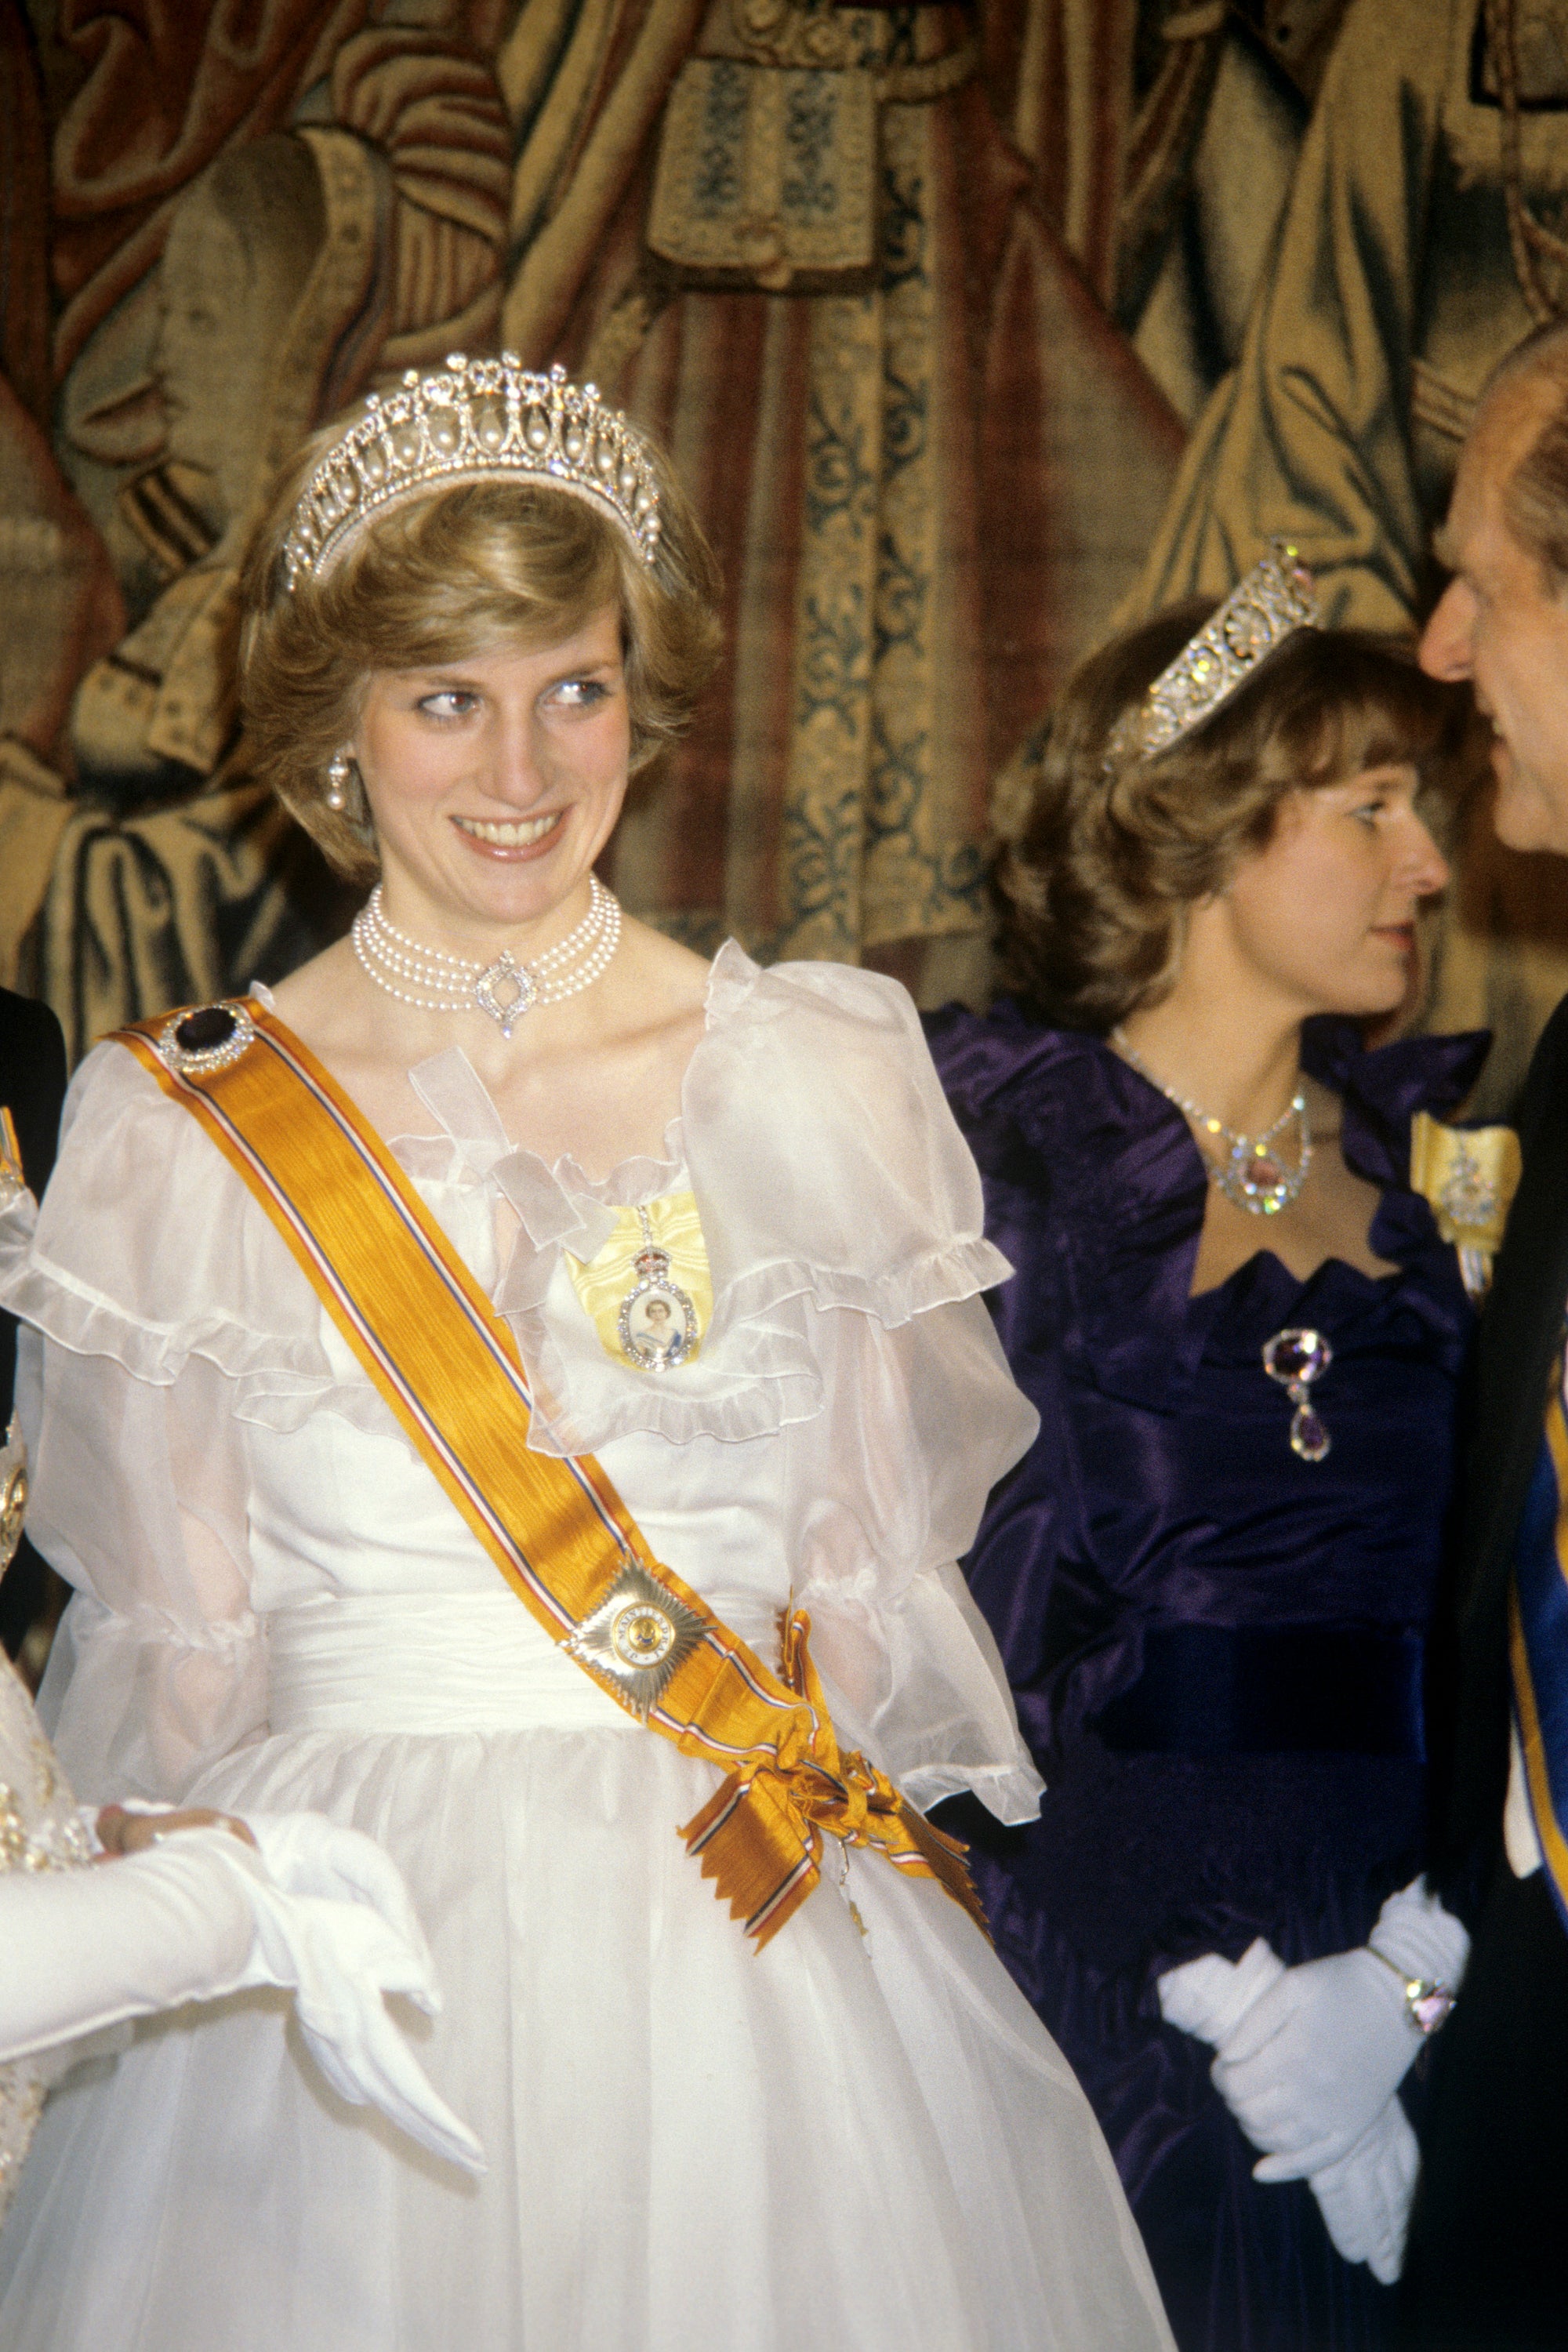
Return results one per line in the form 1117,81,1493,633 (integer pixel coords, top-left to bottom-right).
0,1830,259,2063
0,1814,484,2174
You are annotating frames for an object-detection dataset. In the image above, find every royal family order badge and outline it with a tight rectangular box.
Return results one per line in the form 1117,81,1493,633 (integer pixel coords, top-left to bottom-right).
617,1205,699,1372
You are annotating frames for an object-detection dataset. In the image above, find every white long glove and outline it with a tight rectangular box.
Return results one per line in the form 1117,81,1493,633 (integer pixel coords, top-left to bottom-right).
1158,1886,1467,2286
1210,1880,1468,2181
0,1813,484,2174
1157,1939,1416,2279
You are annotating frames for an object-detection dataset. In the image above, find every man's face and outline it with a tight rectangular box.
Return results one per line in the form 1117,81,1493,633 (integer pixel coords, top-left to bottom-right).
1421,378,1568,852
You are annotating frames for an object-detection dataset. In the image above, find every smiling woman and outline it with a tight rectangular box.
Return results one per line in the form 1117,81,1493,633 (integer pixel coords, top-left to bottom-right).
227,390,727,1174
0,361,1176,2352
241,445,721,895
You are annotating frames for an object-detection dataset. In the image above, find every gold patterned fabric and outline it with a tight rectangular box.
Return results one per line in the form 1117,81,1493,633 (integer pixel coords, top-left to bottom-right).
505,0,1183,976
1,2,1193,1054
0,30,512,1061
1130,0,1564,633
648,58,880,290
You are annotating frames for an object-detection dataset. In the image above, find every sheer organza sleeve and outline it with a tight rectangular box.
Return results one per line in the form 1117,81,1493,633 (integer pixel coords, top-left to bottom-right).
3,1047,268,1802
689,949,1012,1328
682,953,1047,1823
783,1284,1045,1825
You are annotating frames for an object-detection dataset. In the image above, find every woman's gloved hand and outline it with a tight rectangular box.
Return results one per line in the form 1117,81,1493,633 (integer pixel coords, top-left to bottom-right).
1307,2099,1421,2285
1212,1879,1468,2180
212,1818,485,2176
1155,1889,1464,2285
0,1809,485,2176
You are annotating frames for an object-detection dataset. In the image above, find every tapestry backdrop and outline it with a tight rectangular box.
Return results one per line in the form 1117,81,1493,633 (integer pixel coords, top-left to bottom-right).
2,0,1566,1112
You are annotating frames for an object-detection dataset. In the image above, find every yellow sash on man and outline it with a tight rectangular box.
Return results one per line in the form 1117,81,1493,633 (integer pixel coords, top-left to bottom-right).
116,1000,982,1951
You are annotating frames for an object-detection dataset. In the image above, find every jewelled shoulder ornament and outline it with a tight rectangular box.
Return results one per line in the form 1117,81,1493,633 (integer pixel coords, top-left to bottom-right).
1409,1112,1523,1302
156,1000,256,1076
1106,538,1319,767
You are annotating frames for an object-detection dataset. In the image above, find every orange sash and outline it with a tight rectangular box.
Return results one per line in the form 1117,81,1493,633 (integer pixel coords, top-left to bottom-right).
116,1001,982,1951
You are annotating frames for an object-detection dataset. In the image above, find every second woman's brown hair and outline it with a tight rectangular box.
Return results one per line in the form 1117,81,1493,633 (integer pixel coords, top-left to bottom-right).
992,608,1478,1033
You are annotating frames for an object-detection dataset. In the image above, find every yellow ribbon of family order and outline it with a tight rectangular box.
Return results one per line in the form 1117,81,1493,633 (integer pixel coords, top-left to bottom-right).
1409,1112,1522,1301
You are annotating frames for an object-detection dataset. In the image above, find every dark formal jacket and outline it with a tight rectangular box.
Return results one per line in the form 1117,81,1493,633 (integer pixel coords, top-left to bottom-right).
0,986,67,1657
1430,992,1568,1908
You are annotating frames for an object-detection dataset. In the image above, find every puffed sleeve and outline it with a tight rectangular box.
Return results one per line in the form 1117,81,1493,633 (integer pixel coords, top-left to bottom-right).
785,1287,1046,1822
2,1045,274,1801
689,955,1046,1822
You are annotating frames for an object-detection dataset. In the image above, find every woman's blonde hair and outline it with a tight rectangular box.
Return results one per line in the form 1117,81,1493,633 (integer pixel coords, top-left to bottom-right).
239,420,723,882
992,604,1478,1032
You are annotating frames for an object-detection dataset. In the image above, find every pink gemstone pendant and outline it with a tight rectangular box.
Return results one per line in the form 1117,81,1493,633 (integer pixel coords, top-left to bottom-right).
1263,1327,1334,1463
1290,1406,1330,1463
1225,1138,1298,1216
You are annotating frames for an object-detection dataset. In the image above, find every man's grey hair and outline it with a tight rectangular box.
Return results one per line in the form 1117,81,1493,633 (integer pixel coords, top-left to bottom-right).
1481,317,1568,590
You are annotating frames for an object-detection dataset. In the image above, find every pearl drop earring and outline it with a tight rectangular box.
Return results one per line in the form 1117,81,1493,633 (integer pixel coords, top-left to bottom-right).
325,751,352,812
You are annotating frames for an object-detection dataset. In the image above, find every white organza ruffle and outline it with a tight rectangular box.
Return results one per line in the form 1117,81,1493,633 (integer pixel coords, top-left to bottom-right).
13,946,1009,1459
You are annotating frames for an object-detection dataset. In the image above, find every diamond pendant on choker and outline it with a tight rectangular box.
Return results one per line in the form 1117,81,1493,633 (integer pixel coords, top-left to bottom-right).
352,875,622,1036
1110,1029,1312,1218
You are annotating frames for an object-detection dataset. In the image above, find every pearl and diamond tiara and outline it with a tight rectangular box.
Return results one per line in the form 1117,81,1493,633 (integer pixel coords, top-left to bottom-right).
281,354,662,592
1105,538,1320,767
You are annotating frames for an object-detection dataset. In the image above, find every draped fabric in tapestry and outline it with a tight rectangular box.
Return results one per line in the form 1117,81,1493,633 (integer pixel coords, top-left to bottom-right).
0,0,1192,1058
15,0,1549,1091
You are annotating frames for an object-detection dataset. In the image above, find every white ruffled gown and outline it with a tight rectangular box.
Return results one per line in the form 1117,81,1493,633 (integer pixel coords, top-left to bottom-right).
0,947,1172,2351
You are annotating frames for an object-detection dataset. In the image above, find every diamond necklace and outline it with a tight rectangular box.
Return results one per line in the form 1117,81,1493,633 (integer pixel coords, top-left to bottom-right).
353,875,622,1039
1110,1028,1312,1217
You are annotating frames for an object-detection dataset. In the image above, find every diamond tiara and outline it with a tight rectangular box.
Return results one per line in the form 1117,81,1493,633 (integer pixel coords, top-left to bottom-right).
281,354,662,591
1106,538,1320,767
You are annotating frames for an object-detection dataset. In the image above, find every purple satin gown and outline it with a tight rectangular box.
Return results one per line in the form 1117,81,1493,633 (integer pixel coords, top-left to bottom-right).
927,1007,1486,2352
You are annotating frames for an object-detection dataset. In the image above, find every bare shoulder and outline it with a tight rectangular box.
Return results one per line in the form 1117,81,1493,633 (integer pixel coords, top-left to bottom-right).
615,913,712,1014
593,916,713,1061
265,935,362,1051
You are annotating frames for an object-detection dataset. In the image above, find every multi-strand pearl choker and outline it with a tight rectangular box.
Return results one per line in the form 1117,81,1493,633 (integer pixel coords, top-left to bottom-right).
352,875,622,1038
